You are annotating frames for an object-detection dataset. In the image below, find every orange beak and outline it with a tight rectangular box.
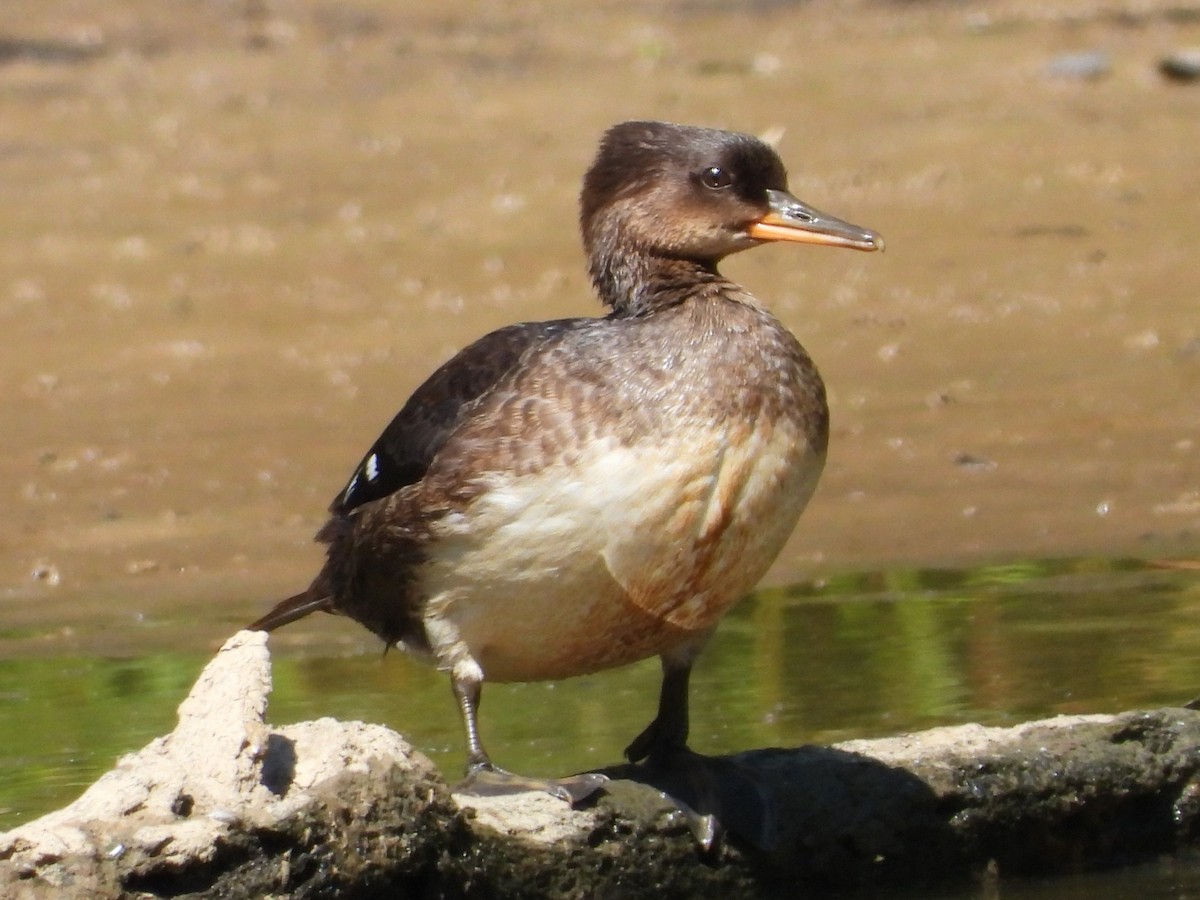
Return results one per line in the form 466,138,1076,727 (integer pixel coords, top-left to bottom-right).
747,189,883,252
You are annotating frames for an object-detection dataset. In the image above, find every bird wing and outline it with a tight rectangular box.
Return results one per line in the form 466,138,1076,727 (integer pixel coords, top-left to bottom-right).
330,318,581,515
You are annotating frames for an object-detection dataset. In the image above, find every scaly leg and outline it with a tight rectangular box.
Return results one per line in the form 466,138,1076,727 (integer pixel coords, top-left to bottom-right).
450,664,606,806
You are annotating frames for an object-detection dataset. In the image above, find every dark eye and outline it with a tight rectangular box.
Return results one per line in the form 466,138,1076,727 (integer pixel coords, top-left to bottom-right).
699,166,733,190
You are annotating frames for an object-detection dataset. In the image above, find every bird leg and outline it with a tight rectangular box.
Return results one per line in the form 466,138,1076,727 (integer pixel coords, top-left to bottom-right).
624,657,692,766
452,667,491,772
450,666,607,806
620,654,780,852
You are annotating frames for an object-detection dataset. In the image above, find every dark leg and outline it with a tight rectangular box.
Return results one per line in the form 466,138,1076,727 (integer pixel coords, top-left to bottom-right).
625,656,692,765
616,649,777,851
450,667,607,805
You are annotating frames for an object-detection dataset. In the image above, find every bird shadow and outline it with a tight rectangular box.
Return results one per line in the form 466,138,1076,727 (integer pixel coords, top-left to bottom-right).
595,744,960,888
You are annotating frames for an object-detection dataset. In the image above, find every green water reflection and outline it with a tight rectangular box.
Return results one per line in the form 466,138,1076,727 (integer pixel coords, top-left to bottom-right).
2,557,1199,833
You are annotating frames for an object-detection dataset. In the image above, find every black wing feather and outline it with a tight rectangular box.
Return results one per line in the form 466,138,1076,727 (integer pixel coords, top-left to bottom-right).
331,318,579,515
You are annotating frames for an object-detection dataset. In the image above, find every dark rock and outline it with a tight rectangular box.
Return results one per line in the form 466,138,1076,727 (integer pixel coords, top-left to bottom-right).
954,452,997,471
1160,50,1200,82
0,38,104,66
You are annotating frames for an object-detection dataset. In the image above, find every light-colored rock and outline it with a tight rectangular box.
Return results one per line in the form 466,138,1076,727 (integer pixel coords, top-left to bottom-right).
0,631,447,897
835,714,1115,765
456,790,602,845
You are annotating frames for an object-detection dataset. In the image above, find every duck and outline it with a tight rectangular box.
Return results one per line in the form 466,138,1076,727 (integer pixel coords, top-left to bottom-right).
249,120,882,815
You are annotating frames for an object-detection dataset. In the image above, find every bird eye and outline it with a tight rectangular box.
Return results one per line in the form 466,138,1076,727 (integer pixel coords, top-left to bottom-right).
699,166,733,190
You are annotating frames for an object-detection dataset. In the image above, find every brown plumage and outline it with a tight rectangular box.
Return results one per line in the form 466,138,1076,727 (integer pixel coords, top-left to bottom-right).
250,121,881,802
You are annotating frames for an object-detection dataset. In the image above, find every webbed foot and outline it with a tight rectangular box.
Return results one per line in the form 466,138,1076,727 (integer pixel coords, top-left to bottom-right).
657,789,721,851
613,747,777,852
624,711,685,765
455,765,608,806
450,669,607,806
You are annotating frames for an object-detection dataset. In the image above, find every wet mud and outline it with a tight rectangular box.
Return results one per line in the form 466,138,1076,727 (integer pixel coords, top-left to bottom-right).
0,0,1198,656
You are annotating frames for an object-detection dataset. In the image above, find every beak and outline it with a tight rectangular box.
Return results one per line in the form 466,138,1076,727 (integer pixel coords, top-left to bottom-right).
747,189,884,252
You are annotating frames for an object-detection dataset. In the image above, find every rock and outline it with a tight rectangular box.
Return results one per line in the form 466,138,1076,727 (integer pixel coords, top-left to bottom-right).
3,632,1200,897
1044,50,1112,80
0,632,459,898
1160,49,1200,82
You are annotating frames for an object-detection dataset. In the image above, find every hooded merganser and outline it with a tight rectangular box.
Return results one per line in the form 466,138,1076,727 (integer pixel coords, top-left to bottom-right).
250,121,881,807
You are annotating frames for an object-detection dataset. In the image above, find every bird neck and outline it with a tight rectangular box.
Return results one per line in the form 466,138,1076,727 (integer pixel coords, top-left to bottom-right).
587,245,727,318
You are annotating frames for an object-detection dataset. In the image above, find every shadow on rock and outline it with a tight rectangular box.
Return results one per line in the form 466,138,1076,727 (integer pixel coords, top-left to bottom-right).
260,733,297,797
602,744,959,891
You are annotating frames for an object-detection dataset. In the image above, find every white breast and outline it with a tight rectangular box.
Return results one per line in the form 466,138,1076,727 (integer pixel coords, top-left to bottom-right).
417,418,823,683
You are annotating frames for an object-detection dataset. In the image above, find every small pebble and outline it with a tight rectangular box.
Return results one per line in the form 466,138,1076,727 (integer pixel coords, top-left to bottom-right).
954,452,997,472
31,562,61,586
1044,50,1111,80
209,808,241,825
1159,49,1200,82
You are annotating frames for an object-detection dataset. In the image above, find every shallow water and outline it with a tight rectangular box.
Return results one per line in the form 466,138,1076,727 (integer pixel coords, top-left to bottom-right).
4,557,1198,835
2,0,1200,892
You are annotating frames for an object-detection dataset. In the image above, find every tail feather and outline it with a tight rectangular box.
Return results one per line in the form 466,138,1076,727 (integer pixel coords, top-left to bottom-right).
249,589,334,632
